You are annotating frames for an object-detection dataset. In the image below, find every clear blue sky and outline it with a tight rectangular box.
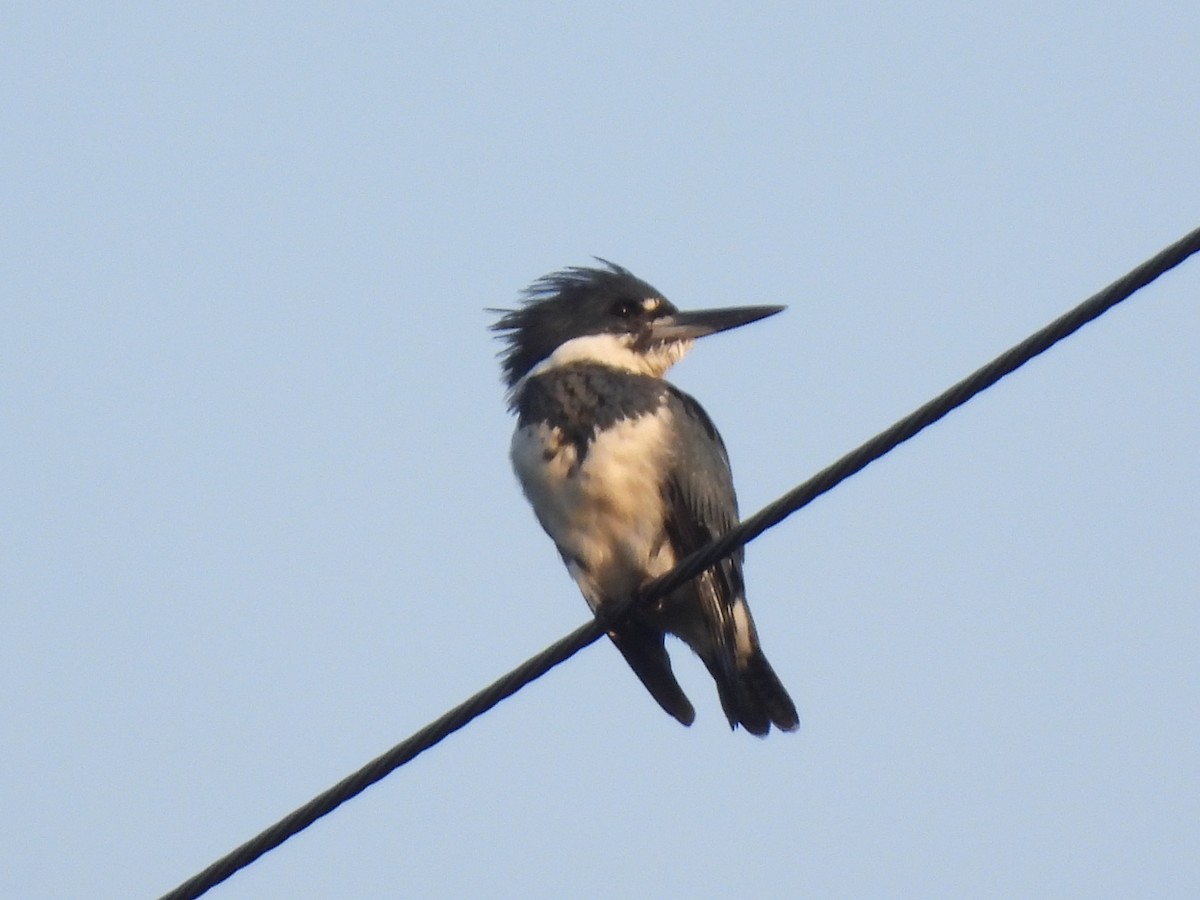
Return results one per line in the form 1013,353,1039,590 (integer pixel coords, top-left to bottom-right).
3,5,1197,898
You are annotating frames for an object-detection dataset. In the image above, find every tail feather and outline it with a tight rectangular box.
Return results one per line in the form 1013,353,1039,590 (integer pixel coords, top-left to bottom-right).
718,596,799,735
706,648,798,736
739,650,799,735
607,621,696,727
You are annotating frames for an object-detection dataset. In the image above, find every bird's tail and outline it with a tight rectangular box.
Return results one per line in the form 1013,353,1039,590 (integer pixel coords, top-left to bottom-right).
607,620,696,727
709,597,799,736
717,647,799,737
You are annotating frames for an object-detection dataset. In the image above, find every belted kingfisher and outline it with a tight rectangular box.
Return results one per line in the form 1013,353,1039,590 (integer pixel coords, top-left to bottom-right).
492,261,798,735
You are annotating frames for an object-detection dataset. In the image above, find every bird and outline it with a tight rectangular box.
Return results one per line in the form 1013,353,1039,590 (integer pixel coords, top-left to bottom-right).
492,260,798,735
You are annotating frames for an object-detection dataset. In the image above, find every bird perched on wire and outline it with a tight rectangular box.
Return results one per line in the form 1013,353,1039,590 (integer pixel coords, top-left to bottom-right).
492,261,797,735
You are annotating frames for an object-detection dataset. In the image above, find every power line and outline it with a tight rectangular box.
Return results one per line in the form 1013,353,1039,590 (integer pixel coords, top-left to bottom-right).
160,225,1200,900
647,224,1200,600
160,621,604,900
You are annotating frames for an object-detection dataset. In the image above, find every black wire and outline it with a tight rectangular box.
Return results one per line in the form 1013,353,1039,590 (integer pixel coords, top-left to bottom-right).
647,224,1200,599
159,225,1200,900
160,620,604,900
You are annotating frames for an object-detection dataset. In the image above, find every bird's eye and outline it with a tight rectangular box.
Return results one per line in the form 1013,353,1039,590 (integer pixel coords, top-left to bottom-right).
611,299,638,319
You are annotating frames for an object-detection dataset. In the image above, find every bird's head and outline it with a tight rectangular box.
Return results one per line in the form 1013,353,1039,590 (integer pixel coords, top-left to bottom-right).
491,260,784,390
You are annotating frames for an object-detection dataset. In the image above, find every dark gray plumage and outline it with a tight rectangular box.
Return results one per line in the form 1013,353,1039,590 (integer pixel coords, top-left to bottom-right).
493,261,797,735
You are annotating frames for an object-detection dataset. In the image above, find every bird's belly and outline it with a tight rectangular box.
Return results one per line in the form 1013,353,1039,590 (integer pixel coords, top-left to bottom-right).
511,413,676,609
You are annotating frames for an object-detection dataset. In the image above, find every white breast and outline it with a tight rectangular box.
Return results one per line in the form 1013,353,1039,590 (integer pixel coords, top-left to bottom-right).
511,409,677,612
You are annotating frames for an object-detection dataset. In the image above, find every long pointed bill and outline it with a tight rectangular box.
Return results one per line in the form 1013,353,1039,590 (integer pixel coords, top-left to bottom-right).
648,304,785,342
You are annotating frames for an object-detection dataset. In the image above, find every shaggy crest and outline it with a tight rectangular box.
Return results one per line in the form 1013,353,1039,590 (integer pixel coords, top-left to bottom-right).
490,259,668,388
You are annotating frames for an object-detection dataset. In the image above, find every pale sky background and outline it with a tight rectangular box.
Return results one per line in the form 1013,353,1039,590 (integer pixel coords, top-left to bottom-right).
3,4,1198,899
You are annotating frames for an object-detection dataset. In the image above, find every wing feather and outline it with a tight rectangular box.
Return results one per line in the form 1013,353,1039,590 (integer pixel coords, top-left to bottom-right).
659,387,744,682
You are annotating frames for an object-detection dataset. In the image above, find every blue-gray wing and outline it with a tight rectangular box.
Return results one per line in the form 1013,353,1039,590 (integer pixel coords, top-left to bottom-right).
659,386,799,735
659,387,744,676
